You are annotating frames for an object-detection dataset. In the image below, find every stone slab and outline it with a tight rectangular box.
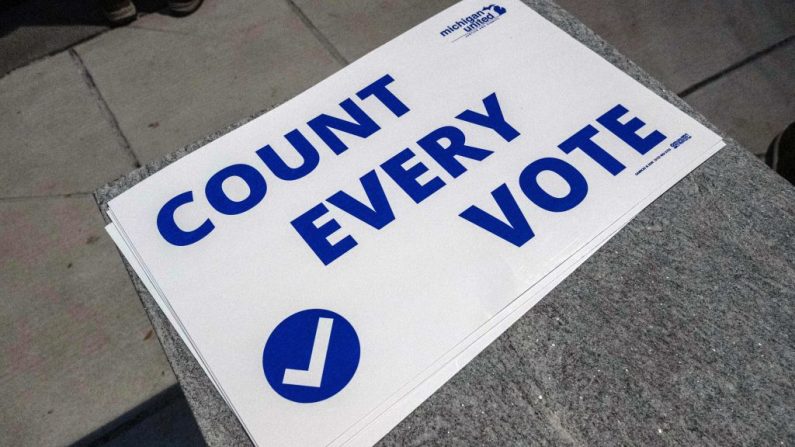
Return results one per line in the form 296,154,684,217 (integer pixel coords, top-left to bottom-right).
75,0,343,165
379,140,795,446
685,41,795,155
0,51,137,198
556,0,795,93
95,0,795,445
0,195,176,446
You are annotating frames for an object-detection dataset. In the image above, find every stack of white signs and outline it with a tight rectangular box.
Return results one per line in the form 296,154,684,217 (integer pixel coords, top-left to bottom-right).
106,0,725,445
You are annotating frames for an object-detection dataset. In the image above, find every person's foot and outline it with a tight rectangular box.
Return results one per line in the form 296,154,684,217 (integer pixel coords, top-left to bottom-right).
101,0,137,25
766,122,795,185
168,0,204,16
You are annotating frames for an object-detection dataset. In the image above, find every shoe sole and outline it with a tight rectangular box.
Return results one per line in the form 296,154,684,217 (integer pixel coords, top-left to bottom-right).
104,3,137,25
169,0,204,16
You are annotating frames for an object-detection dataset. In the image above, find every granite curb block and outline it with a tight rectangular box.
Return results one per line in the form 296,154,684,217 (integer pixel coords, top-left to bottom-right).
94,1,795,445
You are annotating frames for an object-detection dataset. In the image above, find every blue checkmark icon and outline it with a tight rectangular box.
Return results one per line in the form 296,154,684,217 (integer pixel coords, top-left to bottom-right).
263,309,360,403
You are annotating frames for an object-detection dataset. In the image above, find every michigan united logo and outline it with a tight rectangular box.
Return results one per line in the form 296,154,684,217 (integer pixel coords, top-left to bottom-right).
439,4,507,39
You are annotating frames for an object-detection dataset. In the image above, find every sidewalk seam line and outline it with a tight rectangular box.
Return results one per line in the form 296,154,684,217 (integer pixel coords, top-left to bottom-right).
127,24,196,37
0,192,94,202
68,48,142,169
283,0,349,66
678,33,795,97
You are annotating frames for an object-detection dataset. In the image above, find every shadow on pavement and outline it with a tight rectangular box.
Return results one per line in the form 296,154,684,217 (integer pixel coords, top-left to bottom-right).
71,384,207,447
0,0,165,75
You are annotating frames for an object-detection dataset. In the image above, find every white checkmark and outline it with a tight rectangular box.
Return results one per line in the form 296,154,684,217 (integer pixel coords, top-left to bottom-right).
282,317,334,388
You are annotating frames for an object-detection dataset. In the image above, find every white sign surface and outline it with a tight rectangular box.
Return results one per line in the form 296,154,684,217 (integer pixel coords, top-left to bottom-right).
106,1,724,445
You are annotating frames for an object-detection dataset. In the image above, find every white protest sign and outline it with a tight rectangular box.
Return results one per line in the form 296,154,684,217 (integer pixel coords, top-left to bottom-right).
106,0,724,445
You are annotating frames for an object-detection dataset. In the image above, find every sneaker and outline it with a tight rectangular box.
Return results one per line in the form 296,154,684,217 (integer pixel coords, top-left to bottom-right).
168,0,204,16
765,122,795,185
101,0,137,25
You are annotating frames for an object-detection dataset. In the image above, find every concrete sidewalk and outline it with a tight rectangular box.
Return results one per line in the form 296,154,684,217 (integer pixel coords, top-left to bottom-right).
1,0,793,445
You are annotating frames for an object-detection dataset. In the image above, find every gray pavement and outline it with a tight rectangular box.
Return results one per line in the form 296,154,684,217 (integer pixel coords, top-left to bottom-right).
75,0,343,164
557,0,795,93
0,195,174,445
291,0,458,62
687,41,795,155
0,0,793,445
558,0,795,155
0,51,137,197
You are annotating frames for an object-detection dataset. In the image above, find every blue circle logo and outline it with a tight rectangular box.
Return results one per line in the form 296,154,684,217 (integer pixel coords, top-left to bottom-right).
263,309,360,403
